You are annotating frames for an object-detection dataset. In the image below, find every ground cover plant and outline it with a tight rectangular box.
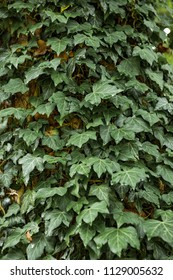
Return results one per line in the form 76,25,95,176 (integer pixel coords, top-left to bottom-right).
1,0,173,259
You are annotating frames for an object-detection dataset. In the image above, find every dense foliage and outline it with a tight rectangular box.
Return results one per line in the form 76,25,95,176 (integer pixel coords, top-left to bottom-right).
1,0,173,260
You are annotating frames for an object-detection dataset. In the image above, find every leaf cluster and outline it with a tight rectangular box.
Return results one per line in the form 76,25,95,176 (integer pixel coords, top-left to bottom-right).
0,0,173,260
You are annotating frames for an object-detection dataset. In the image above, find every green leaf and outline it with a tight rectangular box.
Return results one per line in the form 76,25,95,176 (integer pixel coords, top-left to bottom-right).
32,103,55,117
77,201,109,225
36,187,67,200
21,190,36,214
145,69,164,90
47,37,71,55
42,135,64,151
85,80,123,106
26,234,46,260
94,226,140,257
0,171,13,187
111,126,135,143
18,154,44,185
117,57,140,78
19,129,40,146
136,109,160,126
49,92,69,119
70,163,91,177
111,167,148,189
3,228,24,250
2,78,28,94
124,116,151,133
104,31,126,46
157,165,173,185
78,224,96,247
133,46,158,66
155,97,173,113
67,131,97,148
43,210,71,235
144,211,173,247
45,10,68,23
89,184,110,205
100,125,112,145
43,155,66,165
113,210,142,228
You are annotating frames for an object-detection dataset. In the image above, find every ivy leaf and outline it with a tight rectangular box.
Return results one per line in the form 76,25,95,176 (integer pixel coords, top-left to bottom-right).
47,37,71,55
67,131,97,148
21,190,36,214
70,163,91,177
136,109,160,126
42,135,64,151
3,228,24,250
36,187,67,200
111,126,135,143
124,116,151,133
117,57,140,78
144,211,173,247
133,46,158,66
18,154,44,185
146,69,164,90
43,210,70,236
113,211,142,228
0,171,13,187
156,165,173,185
49,92,69,119
2,78,28,94
78,224,96,247
100,125,112,145
104,31,126,46
85,80,123,106
32,103,55,117
111,167,148,189
94,226,140,257
26,234,46,260
89,184,110,205
45,10,68,23
77,201,109,225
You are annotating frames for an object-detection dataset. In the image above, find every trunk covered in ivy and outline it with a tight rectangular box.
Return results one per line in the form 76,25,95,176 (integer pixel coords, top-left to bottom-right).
0,0,173,259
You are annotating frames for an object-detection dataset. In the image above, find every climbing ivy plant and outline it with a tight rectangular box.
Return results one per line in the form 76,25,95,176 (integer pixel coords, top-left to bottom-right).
1,0,173,260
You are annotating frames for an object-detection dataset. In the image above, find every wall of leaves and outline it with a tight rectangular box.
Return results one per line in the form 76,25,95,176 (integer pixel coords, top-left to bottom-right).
1,0,173,259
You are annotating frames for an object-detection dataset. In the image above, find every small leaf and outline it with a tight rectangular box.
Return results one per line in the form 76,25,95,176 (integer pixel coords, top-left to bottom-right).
89,184,109,205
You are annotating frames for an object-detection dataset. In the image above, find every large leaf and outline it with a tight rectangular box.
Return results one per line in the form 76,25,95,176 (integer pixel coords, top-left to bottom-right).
117,57,140,78
47,37,71,55
133,46,158,66
85,80,123,106
111,167,148,189
89,184,110,205
76,201,109,225
67,131,97,148
78,224,96,247
18,154,44,185
43,210,71,236
49,92,69,119
156,165,173,185
2,78,28,94
94,226,140,257
144,211,173,247
3,228,24,250
26,234,46,260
